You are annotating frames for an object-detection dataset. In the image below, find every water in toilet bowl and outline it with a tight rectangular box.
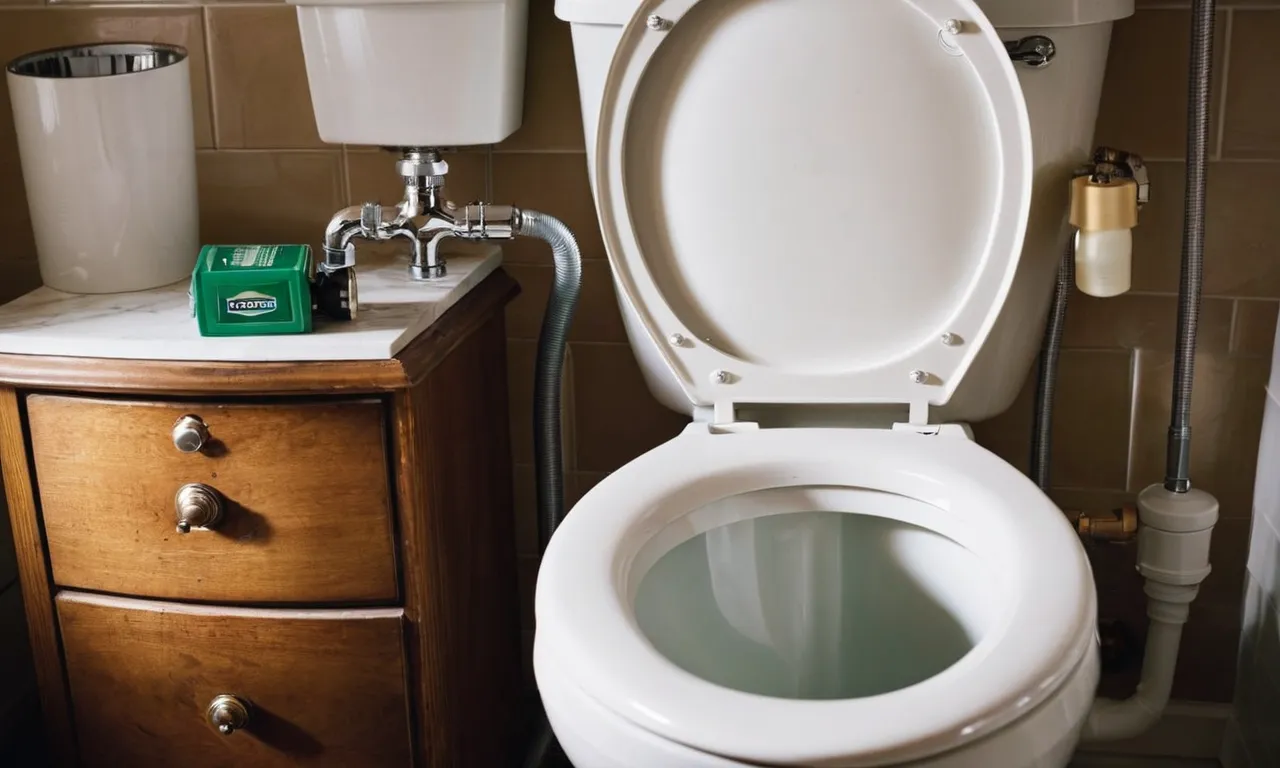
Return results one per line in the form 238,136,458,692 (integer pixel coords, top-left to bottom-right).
633,500,1003,701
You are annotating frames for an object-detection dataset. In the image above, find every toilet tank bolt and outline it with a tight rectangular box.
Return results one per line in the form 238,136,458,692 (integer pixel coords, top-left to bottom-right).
647,14,674,31
943,19,963,35
909,370,928,384
940,332,960,346
668,333,688,347
711,369,731,384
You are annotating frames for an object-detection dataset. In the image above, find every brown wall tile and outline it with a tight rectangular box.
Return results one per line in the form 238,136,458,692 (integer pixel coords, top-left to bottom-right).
207,6,322,149
1129,350,1269,518
1064,292,1233,353
572,342,688,473
507,339,575,469
197,150,344,245
1133,162,1280,298
497,0,584,151
1234,300,1279,357
570,260,626,343
491,151,603,263
971,369,1035,476
1051,350,1134,489
1094,9,1227,159
1223,10,1280,158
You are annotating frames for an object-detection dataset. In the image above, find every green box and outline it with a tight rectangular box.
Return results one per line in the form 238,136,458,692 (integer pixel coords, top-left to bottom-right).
191,245,313,336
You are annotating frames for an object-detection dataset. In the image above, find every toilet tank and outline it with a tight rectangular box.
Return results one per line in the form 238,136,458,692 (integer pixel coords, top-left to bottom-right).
289,0,527,146
556,0,1135,423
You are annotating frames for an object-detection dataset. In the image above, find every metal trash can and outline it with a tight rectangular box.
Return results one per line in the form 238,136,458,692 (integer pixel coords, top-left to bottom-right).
6,43,199,294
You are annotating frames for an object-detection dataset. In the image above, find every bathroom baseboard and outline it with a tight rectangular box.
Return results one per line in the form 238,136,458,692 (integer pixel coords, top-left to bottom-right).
1075,701,1231,760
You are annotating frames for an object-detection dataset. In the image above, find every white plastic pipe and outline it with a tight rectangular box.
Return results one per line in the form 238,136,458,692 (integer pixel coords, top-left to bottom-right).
1081,610,1186,742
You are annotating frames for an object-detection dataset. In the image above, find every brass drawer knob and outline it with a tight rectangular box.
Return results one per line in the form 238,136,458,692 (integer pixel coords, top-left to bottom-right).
174,483,224,534
207,694,251,735
172,414,210,454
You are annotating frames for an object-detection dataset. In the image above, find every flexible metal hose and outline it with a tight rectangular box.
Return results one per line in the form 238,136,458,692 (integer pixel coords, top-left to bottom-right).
520,209,583,551
1031,240,1075,491
517,209,581,768
1166,0,1215,493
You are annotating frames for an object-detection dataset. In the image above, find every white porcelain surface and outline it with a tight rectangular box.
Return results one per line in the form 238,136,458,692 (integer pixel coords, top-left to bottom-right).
591,0,1031,416
555,0,1134,26
560,0,1126,422
290,0,527,146
535,426,1098,766
0,246,500,362
7,50,199,294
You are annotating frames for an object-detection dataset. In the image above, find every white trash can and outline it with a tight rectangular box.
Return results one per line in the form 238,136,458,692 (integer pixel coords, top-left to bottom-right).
6,43,199,294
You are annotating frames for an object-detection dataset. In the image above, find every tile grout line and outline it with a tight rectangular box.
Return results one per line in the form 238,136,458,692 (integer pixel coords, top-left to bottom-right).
201,5,220,150
1125,348,1141,494
1214,8,1234,161
1228,297,1241,354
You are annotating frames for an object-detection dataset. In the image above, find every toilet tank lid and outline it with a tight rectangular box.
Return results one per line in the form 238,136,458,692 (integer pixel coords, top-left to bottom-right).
556,0,1134,27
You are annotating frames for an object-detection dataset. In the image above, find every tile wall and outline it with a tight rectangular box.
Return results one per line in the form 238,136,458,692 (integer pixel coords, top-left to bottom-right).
0,0,1275,709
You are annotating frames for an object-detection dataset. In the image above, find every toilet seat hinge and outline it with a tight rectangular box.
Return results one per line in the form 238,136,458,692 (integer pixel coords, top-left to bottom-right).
704,400,759,434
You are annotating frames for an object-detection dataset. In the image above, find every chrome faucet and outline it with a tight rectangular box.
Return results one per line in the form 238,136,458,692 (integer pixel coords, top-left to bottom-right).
321,148,521,280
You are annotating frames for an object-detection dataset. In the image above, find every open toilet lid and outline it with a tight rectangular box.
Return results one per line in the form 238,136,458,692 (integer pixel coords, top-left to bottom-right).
595,0,1032,417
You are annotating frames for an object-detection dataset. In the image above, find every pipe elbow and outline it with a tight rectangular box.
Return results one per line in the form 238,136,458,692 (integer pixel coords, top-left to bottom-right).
323,206,364,251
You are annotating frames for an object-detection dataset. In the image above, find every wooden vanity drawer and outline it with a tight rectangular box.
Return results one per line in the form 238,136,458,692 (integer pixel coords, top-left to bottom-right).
57,591,412,767
28,395,398,603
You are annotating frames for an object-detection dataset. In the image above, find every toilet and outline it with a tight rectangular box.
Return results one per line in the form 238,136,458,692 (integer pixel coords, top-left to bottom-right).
536,0,1135,766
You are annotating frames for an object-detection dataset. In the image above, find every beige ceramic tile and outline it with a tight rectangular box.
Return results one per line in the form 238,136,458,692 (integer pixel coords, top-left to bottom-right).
1234,300,1279,356
570,260,626,343
1063,292,1233,353
572,342,689,473
971,368,1035,476
206,6,323,149
346,150,488,207
1052,350,1134,489
506,339,575,469
497,0,584,151
491,152,603,264
1129,349,1269,518
197,150,344,245
0,8,213,149
1094,9,1227,159
1133,162,1280,298
1223,10,1280,158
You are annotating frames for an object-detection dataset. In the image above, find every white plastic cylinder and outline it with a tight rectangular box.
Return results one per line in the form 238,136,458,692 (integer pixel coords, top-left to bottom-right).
6,43,199,294
1074,228,1132,298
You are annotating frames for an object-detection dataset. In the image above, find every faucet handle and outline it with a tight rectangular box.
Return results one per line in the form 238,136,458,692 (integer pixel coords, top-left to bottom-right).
359,202,382,235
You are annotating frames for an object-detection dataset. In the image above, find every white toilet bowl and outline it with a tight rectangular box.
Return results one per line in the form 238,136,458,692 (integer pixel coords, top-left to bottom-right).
536,426,1098,766
536,0,1135,764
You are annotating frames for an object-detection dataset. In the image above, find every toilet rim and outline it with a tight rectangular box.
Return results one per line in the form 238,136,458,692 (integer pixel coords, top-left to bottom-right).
535,426,1097,765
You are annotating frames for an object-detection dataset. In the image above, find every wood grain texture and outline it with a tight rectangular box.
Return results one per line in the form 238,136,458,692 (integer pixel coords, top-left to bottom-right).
29,396,397,604
0,387,76,766
57,592,412,767
395,312,523,767
0,269,519,396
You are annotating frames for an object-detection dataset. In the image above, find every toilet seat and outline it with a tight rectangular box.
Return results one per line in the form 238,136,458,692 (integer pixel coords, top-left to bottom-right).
536,426,1096,766
594,0,1032,420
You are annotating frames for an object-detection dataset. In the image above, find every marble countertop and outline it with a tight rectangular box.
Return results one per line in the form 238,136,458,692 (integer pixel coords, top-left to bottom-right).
0,244,502,362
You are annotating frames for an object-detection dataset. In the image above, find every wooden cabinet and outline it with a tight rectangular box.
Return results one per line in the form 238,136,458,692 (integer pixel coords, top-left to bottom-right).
58,593,412,767
0,271,522,767
30,396,398,604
